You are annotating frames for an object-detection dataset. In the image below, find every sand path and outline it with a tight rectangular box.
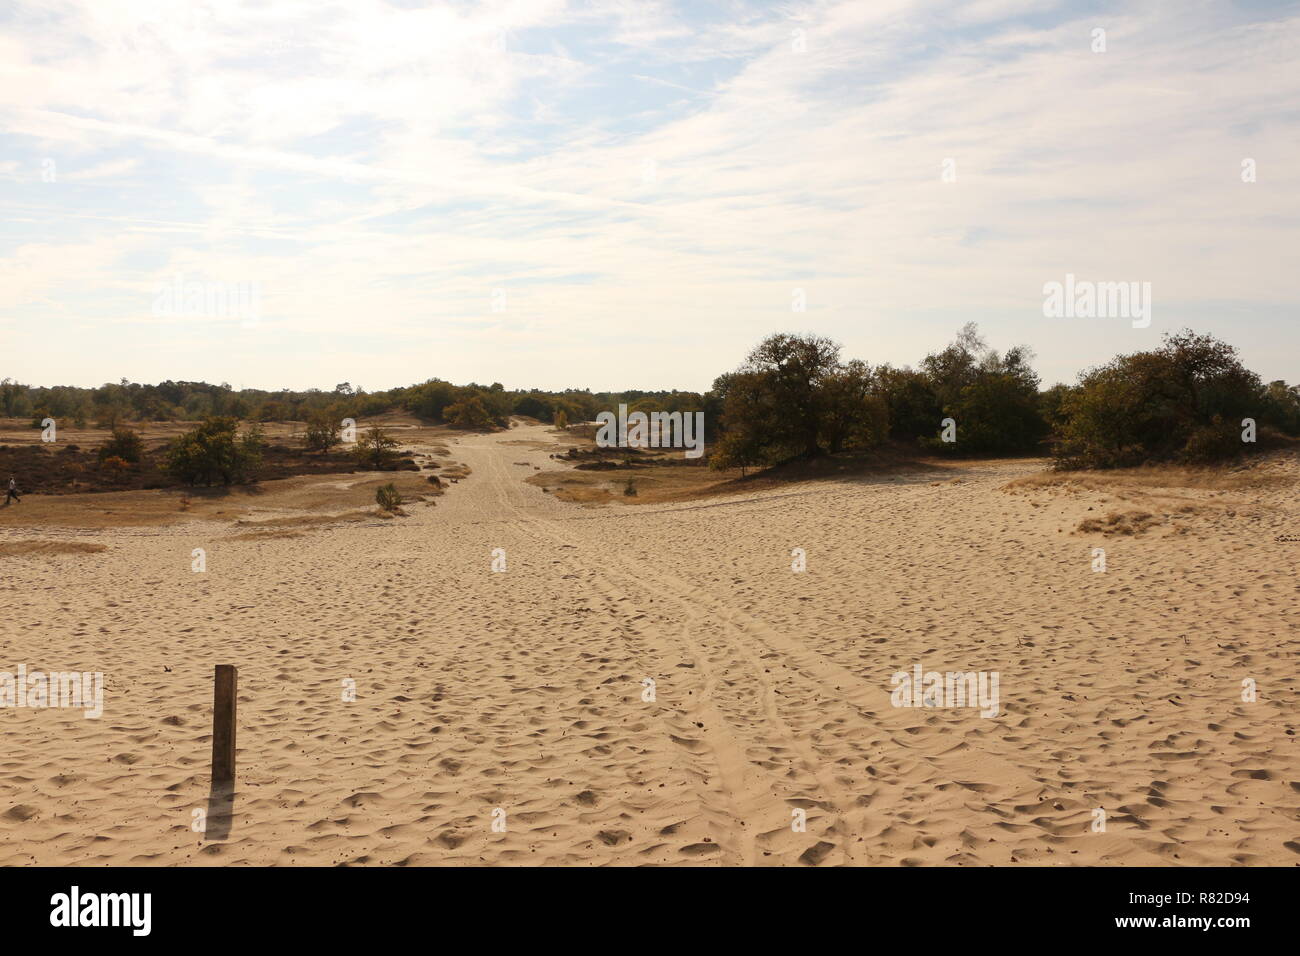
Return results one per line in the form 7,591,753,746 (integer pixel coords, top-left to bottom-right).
0,423,1295,865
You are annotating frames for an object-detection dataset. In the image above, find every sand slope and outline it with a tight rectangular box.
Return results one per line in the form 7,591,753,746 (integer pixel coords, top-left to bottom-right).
0,423,1295,866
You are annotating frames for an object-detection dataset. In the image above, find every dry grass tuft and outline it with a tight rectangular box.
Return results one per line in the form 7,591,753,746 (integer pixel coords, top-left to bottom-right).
1076,510,1164,536
1005,458,1295,495
0,540,108,557
233,509,375,529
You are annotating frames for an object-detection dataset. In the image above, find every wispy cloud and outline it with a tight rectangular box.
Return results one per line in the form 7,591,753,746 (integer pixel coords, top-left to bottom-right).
1,0,1296,391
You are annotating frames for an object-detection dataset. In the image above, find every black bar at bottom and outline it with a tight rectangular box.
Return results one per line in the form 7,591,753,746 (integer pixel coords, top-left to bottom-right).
0,864,1286,942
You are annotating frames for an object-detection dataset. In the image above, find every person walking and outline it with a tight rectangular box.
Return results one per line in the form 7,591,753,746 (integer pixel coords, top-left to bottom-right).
5,476,20,504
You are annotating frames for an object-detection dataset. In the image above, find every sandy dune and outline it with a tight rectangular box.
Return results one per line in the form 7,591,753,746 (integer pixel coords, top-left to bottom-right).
0,422,1295,866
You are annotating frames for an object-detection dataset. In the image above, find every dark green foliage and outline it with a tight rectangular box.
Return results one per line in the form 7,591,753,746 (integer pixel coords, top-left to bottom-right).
10,327,1292,478
353,425,400,470
98,427,144,463
303,411,340,453
818,360,889,454
444,395,494,428
1258,380,1300,436
1053,330,1266,468
376,483,402,511
711,333,880,470
165,417,262,486
875,365,941,441
917,324,1045,455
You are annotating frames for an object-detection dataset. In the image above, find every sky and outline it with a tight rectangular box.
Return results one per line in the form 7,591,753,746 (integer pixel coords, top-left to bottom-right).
1,0,1297,393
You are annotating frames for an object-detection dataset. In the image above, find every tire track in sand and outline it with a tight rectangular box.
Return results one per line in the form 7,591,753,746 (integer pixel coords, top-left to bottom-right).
463,432,853,864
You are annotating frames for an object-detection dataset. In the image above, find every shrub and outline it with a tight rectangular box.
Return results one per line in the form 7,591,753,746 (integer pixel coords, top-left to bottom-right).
1258,380,1300,436
1181,417,1243,463
818,360,889,453
95,406,127,430
303,412,340,453
353,425,399,469
1038,383,1076,434
623,478,637,496
165,417,262,486
920,325,1045,455
405,380,457,420
1054,330,1263,468
99,455,130,477
240,423,265,473
98,427,144,463
875,365,940,441
710,334,851,468
376,483,402,512
931,371,1046,455
445,396,493,428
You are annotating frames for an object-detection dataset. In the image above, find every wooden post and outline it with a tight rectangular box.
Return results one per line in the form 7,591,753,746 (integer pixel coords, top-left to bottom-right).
211,664,237,786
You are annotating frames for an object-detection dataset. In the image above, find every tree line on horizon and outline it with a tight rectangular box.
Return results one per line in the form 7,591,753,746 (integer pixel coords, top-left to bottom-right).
0,374,705,438
4,323,1298,482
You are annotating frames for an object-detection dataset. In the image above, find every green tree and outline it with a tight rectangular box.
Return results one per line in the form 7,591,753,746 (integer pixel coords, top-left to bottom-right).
708,370,778,472
920,326,1046,455
1055,330,1263,467
98,427,144,463
713,333,844,465
353,425,400,469
303,411,340,453
405,380,457,421
818,359,889,453
0,379,31,418
445,395,493,428
876,365,941,441
165,418,262,486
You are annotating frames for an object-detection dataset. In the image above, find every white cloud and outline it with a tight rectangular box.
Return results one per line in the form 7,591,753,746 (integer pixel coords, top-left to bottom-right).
1,0,1297,391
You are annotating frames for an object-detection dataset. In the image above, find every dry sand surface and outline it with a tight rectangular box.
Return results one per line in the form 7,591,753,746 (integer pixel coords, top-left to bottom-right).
0,422,1296,866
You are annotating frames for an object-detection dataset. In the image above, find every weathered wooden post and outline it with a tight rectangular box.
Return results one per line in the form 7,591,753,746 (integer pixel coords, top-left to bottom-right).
211,664,237,786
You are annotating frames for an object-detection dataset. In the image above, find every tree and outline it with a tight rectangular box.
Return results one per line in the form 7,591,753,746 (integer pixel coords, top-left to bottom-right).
165,418,262,486
709,335,891,470
918,326,1045,455
98,427,144,463
1038,383,1076,435
445,395,493,428
513,394,553,420
942,370,1045,454
1259,380,1300,435
405,380,457,421
1055,330,1264,467
876,365,941,441
818,359,888,453
0,379,32,418
921,322,985,412
353,425,399,470
303,411,340,453
709,371,773,472
712,333,845,467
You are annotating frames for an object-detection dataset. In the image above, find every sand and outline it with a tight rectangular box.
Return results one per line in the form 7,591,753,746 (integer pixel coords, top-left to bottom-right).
0,422,1295,866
